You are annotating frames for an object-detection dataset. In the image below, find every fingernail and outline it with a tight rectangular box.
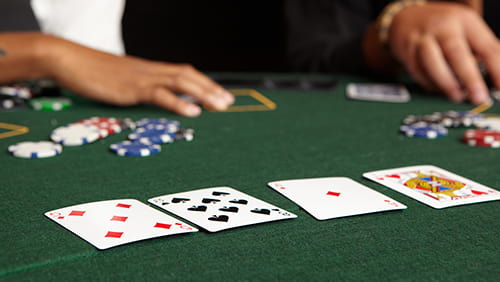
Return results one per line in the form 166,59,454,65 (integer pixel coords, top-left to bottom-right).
210,95,229,110
223,90,235,104
471,85,489,105
185,104,201,117
215,88,233,102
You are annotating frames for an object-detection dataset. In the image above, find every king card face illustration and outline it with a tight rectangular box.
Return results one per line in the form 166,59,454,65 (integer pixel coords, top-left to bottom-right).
363,165,500,209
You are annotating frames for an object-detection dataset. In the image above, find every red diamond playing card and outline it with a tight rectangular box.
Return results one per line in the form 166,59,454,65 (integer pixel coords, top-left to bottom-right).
45,199,198,249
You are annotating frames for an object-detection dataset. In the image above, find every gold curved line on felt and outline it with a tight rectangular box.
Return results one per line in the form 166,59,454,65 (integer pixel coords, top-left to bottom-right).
0,122,29,139
469,101,493,114
212,89,276,112
220,105,274,112
248,90,277,110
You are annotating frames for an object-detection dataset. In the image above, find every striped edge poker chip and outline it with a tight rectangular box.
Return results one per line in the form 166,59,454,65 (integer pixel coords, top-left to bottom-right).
119,118,137,130
0,85,32,99
73,117,122,138
30,97,72,111
109,140,161,157
0,96,27,110
135,118,180,132
463,138,500,148
128,126,176,144
50,124,101,146
174,128,195,142
473,116,500,131
462,129,500,148
8,141,62,158
400,122,447,139
403,111,481,128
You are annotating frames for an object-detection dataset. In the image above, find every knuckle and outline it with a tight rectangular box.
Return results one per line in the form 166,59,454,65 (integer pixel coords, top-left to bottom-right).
480,40,500,59
456,6,477,21
178,64,195,74
440,38,464,56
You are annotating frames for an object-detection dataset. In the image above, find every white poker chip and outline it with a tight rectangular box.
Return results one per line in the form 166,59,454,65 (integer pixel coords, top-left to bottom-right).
2,99,14,109
0,86,32,99
8,141,62,159
50,124,101,146
473,116,500,131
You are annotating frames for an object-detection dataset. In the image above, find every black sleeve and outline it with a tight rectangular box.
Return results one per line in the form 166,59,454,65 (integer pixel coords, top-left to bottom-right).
285,0,388,74
0,0,39,32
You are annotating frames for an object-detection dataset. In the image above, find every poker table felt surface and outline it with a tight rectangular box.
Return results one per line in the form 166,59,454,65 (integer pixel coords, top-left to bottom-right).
1,74,499,281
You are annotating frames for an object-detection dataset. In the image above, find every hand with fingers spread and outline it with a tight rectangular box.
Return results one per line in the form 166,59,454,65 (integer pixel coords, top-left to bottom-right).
385,2,499,105
0,32,234,116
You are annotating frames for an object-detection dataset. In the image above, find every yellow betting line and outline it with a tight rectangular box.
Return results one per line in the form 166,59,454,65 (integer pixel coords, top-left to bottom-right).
469,100,493,114
213,89,277,112
0,122,29,139
247,90,277,110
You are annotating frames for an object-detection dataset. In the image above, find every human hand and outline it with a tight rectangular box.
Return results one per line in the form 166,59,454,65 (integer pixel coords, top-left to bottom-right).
45,36,234,116
388,2,500,104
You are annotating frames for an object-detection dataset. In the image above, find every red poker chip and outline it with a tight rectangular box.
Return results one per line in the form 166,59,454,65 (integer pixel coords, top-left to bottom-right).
462,137,500,148
463,129,500,140
73,117,122,138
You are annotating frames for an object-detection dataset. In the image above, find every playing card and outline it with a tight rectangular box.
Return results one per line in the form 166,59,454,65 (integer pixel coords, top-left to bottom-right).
268,177,406,220
45,199,198,250
346,83,410,103
363,165,500,209
148,187,297,232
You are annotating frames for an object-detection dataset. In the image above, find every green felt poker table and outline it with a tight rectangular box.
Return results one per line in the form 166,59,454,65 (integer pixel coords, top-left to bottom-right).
1,74,499,281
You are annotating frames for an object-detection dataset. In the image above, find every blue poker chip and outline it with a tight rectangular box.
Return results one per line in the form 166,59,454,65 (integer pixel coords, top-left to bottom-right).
400,122,447,139
109,140,161,157
128,126,176,144
135,118,180,132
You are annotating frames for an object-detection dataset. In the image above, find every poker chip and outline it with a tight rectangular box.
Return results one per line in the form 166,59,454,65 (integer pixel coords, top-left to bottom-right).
472,116,500,131
0,85,32,99
400,122,447,139
50,124,101,146
403,111,481,128
463,129,500,140
119,118,137,130
8,141,62,158
175,128,195,142
135,118,180,132
463,138,500,148
30,97,72,111
109,140,161,157
128,125,176,144
74,117,122,139
462,129,500,148
0,96,27,110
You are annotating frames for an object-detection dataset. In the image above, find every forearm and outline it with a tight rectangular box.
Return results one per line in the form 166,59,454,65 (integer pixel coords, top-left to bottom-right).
0,32,59,83
362,23,401,75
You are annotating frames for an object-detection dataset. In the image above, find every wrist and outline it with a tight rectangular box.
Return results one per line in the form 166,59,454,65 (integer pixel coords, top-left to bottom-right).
376,0,426,51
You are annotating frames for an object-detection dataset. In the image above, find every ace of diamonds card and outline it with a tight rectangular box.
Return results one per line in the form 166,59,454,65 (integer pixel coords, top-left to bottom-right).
268,177,406,220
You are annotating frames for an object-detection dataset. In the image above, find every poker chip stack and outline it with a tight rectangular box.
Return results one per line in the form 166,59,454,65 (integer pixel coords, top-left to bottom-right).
0,85,32,110
7,117,195,159
0,80,72,111
109,118,195,157
401,110,500,148
462,129,500,148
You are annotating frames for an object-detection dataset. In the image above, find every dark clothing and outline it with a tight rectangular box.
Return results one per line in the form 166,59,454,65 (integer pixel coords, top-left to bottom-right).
285,0,389,73
0,0,39,31
285,0,500,74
